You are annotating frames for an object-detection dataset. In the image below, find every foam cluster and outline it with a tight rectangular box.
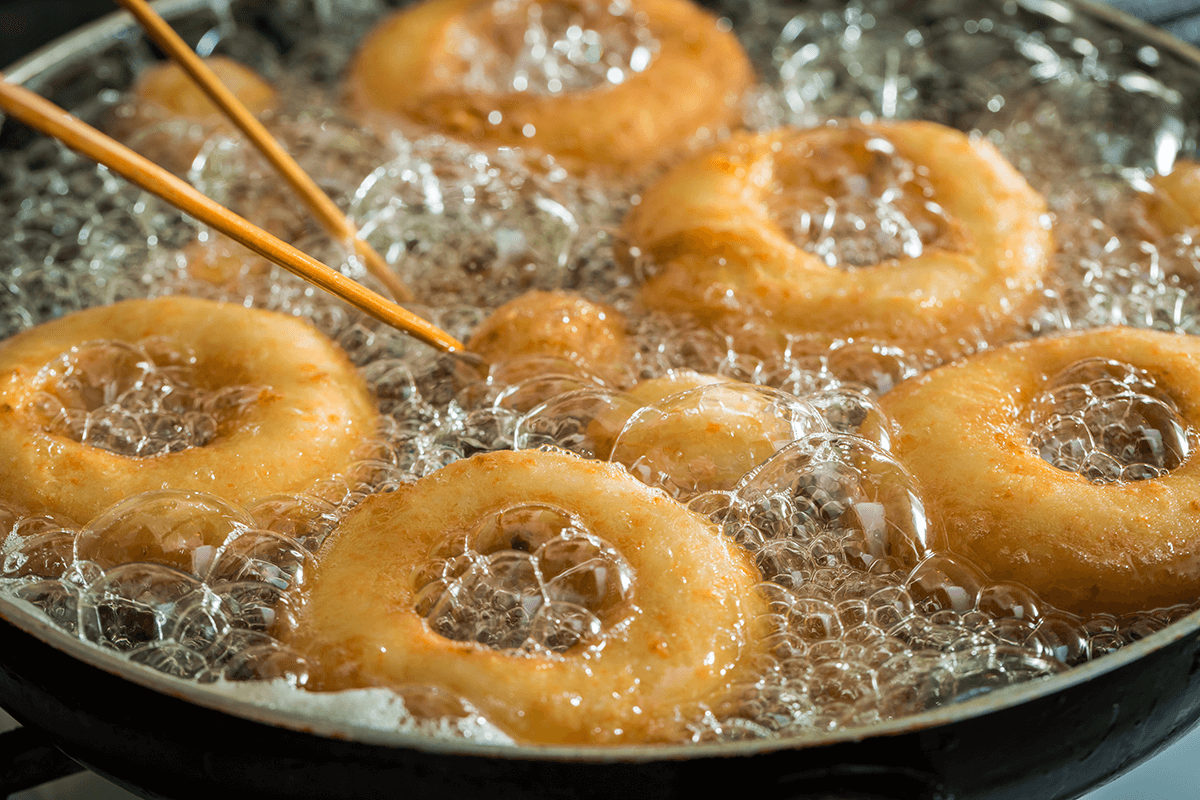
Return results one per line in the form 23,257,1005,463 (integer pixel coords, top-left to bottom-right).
33,339,259,458
414,504,635,652
453,0,659,96
1028,358,1190,483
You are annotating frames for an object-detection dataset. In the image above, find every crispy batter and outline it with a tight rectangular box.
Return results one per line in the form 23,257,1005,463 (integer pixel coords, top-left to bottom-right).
1150,158,1200,235
467,290,633,386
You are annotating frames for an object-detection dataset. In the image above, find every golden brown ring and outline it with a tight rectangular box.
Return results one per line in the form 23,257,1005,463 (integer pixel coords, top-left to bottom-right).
287,448,766,744
881,327,1200,615
622,121,1053,359
345,0,753,174
0,297,377,523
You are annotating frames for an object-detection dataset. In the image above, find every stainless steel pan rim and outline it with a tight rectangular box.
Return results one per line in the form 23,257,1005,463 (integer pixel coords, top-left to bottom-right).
2,0,1200,765
3,0,203,83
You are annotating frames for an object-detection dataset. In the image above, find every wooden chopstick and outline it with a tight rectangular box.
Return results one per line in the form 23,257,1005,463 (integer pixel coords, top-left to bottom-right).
112,0,416,304
0,73,464,354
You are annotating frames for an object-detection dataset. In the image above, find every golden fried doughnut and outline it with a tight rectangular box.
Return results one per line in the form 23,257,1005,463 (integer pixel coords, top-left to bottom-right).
345,0,753,174
0,297,377,523
287,448,765,744
622,121,1053,358
466,290,633,386
175,235,274,288
882,327,1200,614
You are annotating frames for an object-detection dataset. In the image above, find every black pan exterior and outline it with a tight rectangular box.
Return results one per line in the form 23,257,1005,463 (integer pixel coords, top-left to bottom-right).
1,611,1199,800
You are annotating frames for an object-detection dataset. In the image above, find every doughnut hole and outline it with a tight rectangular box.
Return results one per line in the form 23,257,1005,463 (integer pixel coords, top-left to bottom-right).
1027,358,1190,484
109,56,278,174
762,125,970,268
733,433,942,576
176,236,276,289
609,381,827,500
132,57,276,121
1055,165,1197,244
466,290,634,389
75,490,253,576
413,503,635,652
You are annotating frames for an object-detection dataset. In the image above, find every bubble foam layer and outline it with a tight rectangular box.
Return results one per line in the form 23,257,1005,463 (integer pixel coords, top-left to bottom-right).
414,504,635,653
33,339,260,458
0,0,1198,748
452,0,659,96
764,125,967,267
1028,358,1191,483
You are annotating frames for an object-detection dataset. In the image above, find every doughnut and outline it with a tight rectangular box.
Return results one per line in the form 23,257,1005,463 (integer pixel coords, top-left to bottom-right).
174,235,275,288
881,327,1200,614
0,297,377,523
466,290,633,387
286,448,766,744
622,121,1053,359
345,0,754,174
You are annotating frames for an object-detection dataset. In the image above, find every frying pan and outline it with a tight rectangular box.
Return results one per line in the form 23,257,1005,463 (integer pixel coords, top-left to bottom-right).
2,1,1200,798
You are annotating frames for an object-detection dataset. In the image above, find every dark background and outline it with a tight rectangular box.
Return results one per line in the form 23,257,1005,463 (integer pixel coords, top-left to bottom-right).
1,0,112,67
1,0,1199,69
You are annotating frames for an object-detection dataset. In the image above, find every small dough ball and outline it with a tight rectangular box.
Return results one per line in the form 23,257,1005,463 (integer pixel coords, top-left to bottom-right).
467,290,633,386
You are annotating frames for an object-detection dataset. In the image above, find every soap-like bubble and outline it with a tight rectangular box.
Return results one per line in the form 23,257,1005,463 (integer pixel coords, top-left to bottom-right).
77,491,254,575
610,383,825,499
